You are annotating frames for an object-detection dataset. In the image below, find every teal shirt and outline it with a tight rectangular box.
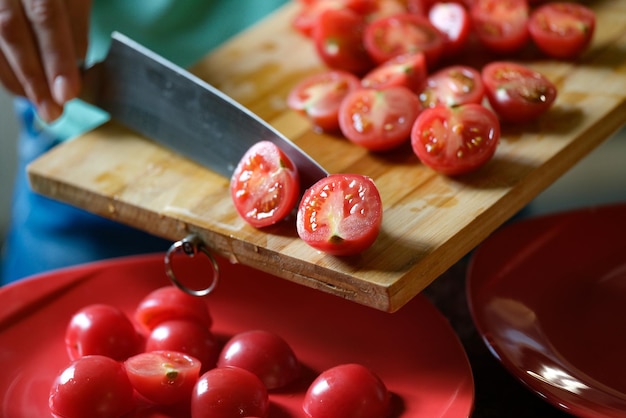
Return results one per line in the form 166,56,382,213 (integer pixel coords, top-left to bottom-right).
49,0,288,140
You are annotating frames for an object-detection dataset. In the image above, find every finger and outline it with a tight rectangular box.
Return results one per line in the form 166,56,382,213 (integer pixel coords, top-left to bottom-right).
22,0,81,105
64,0,91,61
0,0,61,120
0,50,25,96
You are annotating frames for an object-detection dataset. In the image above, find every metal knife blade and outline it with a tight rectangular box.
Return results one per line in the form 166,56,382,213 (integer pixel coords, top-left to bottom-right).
80,32,328,188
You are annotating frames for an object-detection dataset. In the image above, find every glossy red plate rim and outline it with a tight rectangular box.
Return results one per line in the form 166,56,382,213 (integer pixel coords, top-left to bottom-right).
0,252,474,417
467,203,626,418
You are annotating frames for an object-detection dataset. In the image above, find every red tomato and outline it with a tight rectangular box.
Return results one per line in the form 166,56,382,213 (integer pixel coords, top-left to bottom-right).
293,0,376,37
470,0,529,54
125,350,202,406
428,1,471,56
481,61,557,123
411,103,500,175
134,286,212,333
287,70,362,132
418,64,485,108
361,52,428,92
338,86,421,151
312,7,375,74
296,173,383,256
49,355,135,418
528,2,596,60
217,329,300,390
230,141,300,228
363,13,445,69
191,367,270,418
65,304,142,362
302,363,391,418
145,319,221,372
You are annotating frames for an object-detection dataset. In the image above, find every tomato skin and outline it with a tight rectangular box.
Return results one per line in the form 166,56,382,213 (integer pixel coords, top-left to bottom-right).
411,103,500,175
418,64,484,108
363,13,445,69
302,363,391,418
287,70,362,132
65,303,142,362
145,319,221,372
217,329,300,390
125,350,202,406
528,2,596,60
470,0,530,54
296,174,383,256
230,141,300,228
313,7,375,75
134,286,212,333
339,86,421,151
481,61,557,123
49,355,135,418
361,52,428,92
428,1,472,56
191,366,270,418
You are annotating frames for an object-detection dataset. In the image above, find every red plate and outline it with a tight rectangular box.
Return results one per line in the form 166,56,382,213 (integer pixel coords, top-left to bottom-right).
467,203,626,418
0,253,473,417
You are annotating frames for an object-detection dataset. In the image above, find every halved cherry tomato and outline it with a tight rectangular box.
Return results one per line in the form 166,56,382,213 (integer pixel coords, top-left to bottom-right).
302,363,391,418
296,173,383,256
361,52,428,92
125,350,202,406
313,7,375,74
470,0,529,54
134,286,212,333
339,86,421,151
411,103,500,175
363,13,445,69
287,70,362,132
418,64,484,108
528,2,596,60
428,1,471,56
230,141,300,228
65,303,142,362
292,0,377,37
481,61,557,123
191,367,270,418
49,355,135,418
217,329,300,390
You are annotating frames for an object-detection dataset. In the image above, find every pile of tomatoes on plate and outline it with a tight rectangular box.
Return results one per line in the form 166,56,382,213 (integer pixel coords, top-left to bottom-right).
288,0,595,173
229,0,595,257
48,285,391,418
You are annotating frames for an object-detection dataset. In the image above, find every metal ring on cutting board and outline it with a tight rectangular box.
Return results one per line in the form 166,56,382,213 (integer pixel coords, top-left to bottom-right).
164,234,219,297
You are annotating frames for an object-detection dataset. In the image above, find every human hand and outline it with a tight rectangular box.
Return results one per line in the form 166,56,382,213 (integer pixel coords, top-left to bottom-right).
0,0,91,122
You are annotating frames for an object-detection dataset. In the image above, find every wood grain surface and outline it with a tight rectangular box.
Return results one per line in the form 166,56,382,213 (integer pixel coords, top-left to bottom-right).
28,0,626,312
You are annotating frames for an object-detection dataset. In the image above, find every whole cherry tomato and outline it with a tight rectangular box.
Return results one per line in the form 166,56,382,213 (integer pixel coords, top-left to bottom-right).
302,363,391,418
217,329,300,390
65,303,142,361
49,355,135,418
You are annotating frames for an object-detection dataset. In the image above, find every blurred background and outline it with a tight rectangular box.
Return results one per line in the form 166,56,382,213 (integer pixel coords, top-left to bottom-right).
1,90,625,255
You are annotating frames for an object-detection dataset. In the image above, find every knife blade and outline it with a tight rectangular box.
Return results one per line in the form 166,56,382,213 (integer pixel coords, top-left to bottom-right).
80,31,328,189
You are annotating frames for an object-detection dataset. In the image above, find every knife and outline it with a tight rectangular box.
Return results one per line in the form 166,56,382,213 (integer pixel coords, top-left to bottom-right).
79,32,328,189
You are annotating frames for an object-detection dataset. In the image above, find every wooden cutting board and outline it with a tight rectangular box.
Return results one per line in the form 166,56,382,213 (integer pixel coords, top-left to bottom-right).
28,0,626,312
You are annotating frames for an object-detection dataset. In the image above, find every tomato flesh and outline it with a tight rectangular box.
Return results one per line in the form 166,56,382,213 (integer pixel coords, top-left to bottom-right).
470,0,529,54
411,103,500,175
528,2,596,59
418,64,484,108
230,141,300,228
297,174,383,256
361,52,428,92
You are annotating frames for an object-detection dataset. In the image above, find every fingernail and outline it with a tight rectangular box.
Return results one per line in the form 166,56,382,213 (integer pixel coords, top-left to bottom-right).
52,75,76,104
38,100,63,123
